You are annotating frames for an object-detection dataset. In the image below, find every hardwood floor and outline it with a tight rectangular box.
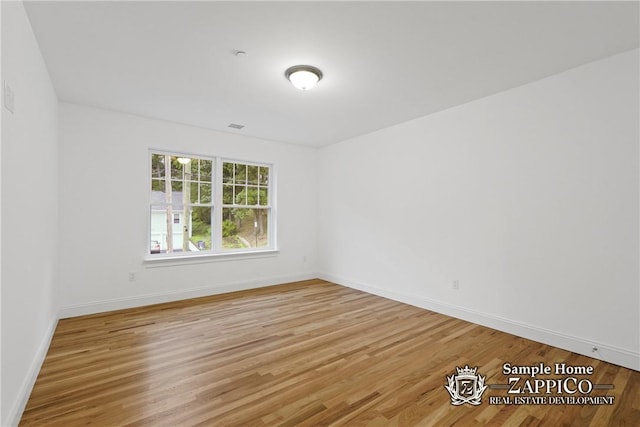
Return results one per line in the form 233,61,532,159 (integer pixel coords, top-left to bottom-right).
20,279,639,426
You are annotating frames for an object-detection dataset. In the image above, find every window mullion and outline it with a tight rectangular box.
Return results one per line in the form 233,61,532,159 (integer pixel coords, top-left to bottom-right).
214,157,224,253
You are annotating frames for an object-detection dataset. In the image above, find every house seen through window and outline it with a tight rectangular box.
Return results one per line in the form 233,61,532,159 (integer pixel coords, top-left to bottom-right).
150,152,273,256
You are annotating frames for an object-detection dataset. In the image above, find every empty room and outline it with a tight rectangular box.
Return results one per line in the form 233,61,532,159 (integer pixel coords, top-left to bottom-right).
2,1,639,426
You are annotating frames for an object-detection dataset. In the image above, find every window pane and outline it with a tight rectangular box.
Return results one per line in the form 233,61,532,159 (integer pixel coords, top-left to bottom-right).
188,182,198,203
151,179,164,192
245,186,260,206
236,164,247,184
191,206,212,251
170,157,184,180
247,165,259,185
171,180,183,193
235,185,246,205
200,183,212,203
222,208,269,249
259,188,268,206
199,159,212,181
223,162,234,183
151,188,170,205
151,154,166,178
223,184,233,204
259,166,269,185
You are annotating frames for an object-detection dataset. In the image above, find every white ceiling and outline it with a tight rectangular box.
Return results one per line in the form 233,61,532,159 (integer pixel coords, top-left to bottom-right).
24,1,639,147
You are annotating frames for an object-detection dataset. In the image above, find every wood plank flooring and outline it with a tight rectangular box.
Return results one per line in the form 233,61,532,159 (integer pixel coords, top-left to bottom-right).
20,279,640,426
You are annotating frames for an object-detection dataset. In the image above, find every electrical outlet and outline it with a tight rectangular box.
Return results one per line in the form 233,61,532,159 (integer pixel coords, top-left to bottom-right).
452,280,460,290
129,272,136,282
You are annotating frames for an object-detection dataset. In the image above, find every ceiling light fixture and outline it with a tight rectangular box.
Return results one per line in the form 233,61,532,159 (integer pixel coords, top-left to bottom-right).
285,65,323,91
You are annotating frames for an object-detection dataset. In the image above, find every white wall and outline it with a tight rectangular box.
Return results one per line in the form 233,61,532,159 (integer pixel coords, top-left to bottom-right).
1,2,60,425
318,49,639,370
58,103,317,316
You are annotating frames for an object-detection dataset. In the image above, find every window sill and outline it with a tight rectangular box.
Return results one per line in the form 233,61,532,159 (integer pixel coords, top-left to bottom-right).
143,249,279,268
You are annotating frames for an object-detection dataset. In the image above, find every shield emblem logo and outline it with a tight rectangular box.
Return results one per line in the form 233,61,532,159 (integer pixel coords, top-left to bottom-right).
445,365,488,406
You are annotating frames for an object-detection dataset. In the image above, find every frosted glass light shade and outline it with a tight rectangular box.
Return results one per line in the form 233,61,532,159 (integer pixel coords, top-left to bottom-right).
285,65,323,91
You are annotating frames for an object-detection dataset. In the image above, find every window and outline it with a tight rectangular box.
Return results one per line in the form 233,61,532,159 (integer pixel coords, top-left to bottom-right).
149,152,274,257
222,162,270,250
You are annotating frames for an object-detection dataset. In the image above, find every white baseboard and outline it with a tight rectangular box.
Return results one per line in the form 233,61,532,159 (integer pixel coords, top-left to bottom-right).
59,273,318,318
4,316,58,427
320,273,640,372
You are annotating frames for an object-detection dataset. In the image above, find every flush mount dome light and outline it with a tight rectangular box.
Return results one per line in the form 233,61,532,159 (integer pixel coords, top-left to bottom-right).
285,65,323,91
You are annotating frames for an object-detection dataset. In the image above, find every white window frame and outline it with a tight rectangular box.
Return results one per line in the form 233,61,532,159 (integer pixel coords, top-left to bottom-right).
146,150,277,262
